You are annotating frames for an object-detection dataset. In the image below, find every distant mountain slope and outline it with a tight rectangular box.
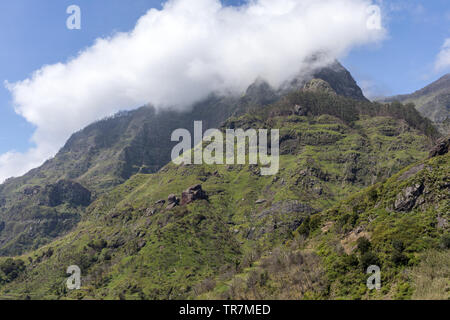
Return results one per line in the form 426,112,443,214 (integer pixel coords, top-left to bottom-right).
0,87,440,299
0,61,369,256
381,74,450,134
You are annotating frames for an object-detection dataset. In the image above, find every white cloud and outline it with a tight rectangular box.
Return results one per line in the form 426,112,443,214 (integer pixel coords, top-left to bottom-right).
2,0,385,182
435,38,450,72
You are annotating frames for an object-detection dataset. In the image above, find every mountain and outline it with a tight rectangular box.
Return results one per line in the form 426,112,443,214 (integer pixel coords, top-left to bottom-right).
381,74,450,135
0,96,243,256
0,82,441,299
0,61,371,256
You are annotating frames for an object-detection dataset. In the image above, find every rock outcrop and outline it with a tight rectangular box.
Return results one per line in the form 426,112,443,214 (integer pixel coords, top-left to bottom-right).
303,79,337,96
166,194,180,210
181,185,208,206
429,136,450,158
394,183,424,212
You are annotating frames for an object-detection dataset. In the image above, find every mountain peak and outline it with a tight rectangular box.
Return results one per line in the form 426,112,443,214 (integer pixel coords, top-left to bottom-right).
285,60,368,101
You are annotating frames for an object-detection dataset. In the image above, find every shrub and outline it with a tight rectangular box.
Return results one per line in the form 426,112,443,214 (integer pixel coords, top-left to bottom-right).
391,250,409,266
343,254,359,268
88,239,108,251
360,252,380,271
356,237,371,254
392,240,405,252
440,233,450,249
297,217,311,237
0,258,25,283
193,278,216,296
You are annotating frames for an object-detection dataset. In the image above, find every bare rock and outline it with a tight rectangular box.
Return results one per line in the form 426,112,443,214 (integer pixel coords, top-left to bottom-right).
303,78,337,96
181,184,208,206
145,208,156,216
437,216,448,229
398,164,425,181
394,183,424,212
166,194,180,210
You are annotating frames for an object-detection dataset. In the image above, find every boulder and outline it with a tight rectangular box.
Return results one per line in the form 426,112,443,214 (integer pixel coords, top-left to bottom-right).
166,194,179,210
181,184,208,206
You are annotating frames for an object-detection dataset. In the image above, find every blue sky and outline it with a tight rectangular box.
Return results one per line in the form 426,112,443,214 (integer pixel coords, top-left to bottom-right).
0,0,449,156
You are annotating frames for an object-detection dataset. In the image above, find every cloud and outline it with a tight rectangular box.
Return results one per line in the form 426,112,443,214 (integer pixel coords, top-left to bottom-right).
435,38,450,72
2,0,385,182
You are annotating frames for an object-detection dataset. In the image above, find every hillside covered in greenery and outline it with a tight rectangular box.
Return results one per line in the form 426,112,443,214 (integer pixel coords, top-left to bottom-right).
0,61,372,257
0,81,446,300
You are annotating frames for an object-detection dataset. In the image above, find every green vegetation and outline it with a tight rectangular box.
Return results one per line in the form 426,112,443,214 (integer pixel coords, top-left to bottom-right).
0,81,446,300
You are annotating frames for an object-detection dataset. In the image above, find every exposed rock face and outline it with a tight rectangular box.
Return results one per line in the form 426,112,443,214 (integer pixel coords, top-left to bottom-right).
394,183,424,212
247,200,318,240
287,60,368,101
293,104,308,116
166,194,180,210
303,79,337,96
429,136,450,158
399,164,425,181
40,180,91,207
257,200,317,220
181,185,207,206
437,216,448,229
23,186,41,196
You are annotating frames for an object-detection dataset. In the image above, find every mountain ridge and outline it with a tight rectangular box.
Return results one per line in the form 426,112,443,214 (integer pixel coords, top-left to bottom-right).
380,74,450,135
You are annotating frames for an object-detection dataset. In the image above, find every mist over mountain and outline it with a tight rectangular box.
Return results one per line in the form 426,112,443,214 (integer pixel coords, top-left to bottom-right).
0,61,370,255
1,0,385,182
